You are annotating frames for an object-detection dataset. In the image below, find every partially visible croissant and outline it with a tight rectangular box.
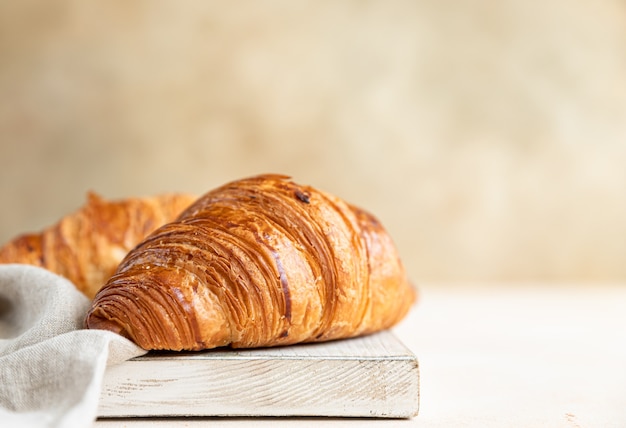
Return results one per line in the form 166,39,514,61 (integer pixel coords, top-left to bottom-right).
86,174,416,350
0,192,197,298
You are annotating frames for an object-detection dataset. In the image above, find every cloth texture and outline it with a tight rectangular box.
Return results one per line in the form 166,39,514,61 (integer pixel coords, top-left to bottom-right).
0,264,147,428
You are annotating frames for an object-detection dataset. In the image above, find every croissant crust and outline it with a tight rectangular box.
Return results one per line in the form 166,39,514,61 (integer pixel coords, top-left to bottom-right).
86,174,416,350
0,192,196,298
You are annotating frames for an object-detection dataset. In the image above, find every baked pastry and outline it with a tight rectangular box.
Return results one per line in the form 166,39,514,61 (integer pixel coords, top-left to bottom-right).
0,192,196,298
86,174,416,350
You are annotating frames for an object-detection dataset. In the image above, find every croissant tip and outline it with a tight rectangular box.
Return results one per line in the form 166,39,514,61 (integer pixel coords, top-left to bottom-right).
86,309,127,338
86,191,104,203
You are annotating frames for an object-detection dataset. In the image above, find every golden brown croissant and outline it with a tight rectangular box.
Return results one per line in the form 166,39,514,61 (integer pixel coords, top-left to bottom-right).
0,192,197,298
86,174,416,351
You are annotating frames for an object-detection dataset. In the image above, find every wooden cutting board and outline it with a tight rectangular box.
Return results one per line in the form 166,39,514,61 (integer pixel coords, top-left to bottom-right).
97,331,419,418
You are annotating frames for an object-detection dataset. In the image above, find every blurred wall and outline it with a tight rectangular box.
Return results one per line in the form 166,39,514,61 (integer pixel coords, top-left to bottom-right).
1,1,625,283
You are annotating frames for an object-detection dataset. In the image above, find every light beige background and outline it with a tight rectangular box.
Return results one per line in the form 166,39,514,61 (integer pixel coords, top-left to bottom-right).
1,1,625,283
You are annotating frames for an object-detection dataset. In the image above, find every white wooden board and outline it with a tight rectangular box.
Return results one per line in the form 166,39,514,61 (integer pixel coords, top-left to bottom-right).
97,331,419,419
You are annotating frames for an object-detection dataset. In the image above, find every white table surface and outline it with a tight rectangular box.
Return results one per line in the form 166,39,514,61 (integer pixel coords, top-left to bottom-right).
94,283,626,427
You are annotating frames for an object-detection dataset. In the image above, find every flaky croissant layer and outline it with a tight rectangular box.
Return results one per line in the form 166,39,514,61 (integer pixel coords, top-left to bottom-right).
0,192,196,298
86,174,416,351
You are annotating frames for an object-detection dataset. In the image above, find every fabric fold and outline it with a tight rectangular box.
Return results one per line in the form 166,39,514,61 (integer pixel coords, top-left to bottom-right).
0,265,147,428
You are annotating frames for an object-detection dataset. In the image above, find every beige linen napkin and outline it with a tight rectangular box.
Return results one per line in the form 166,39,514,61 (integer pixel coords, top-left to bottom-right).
0,264,147,428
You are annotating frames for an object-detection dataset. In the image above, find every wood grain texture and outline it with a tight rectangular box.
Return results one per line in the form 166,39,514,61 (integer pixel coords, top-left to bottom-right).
98,331,419,418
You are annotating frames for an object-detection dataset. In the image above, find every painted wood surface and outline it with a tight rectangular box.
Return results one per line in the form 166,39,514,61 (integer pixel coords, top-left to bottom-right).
98,331,419,418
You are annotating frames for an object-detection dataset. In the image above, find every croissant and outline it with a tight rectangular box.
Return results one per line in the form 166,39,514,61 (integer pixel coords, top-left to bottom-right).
86,174,416,351
0,192,196,298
